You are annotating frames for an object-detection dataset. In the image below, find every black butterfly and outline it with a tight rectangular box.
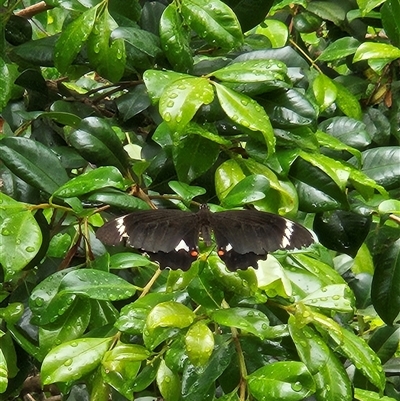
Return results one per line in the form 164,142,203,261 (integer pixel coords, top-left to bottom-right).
96,204,314,271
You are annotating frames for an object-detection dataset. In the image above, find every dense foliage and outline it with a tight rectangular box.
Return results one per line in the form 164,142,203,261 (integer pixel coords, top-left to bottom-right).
0,0,400,400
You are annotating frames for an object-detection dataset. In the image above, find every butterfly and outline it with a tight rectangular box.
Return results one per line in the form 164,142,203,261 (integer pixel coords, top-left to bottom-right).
96,204,314,271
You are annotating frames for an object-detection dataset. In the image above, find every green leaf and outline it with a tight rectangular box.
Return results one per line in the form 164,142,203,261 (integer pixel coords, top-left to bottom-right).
355,147,400,189
334,80,363,120
157,359,181,401
111,27,161,58
353,42,400,62
53,166,125,198
185,321,215,366
307,1,347,25
67,117,130,174
247,361,315,401
159,4,193,72
41,337,114,384
87,8,126,82
102,343,147,399
209,59,288,83
371,239,400,325
211,307,273,340
221,174,270,207
54,5,98,73
146,301,195,330
254,19,289,47
109,252,154,269
0,59,19,110
173,133,220,182
159,76,214,132
181,0,243,50
316,130,361,162
313,73,337,112
288,316,352,400
168,181,206,202
0,137,69,194
181,338,235,400
312,311,386,391
0,349,7,393
59,269,136,301
317,37,360,61
381,0,400,47
0,193,42,281
213,82,275,155
143,69,190,103
39,298,91,354
114,84,151,122
300,284,354,312
354,388,398,401
318,117,371,149
86,189,150,211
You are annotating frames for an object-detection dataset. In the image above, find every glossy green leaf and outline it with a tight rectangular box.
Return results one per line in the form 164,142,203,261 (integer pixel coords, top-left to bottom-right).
354,388,398,401
333,80,362,120
316,130,361,162
111,27,161,57
0,349,7,393
67,117,129,174
159,76,214,132
29,268,77,325
173,133,220,182
160,4,193,72
39,298,91,354
300,284,354,312
181,338,235,400
146,301,195,330
247,361,315,401
109,252,153,269
354,147,400,189
371,239,400,325
213,82,275,154
313,73,337,112
59,269,136,301
354,42,400,62
168,181,206,202
262,88,317,127
318,37,360,61
381,0,400,47
115,84,151,122
181,0,243,50
143,69,190,103
312,311,385,391
209,59,288,83
54,5,98,72
368,326,400,365
319,117,370,149
185,321,215,366
290,156,348,212
288,315,352,400
41,337,114,384
102,344,145,399
313,210,372,257
0,193,42,280
255,19,289,47
157,359,181,401
53,166,125,198
87,8,126,82
0,137,69,194
0,60,19,110
221,174,270,207
307,1,347,25
211,307,273,340
86,189,150,211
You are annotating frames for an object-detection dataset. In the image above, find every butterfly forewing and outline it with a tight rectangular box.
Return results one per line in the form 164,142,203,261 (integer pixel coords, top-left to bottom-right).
96,206,314,271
